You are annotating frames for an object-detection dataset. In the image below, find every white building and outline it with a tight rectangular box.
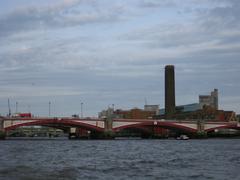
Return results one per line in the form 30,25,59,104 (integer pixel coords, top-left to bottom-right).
144,105,160,115
199,89,218,110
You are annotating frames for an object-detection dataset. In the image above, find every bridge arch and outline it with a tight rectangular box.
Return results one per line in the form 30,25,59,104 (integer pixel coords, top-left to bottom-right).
114,124,152,135
206,124,240,133
157,122,197,133
4,119,104,133
113,121,197,133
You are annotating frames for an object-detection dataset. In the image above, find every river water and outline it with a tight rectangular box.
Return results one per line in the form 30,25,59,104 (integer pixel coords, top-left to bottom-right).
0,138,239,180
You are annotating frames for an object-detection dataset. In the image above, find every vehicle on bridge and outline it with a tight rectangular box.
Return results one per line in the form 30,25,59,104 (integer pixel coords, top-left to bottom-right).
13,113,32,118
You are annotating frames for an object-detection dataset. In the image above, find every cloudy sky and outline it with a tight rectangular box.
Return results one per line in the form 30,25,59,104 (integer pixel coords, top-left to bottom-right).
0,0,239,117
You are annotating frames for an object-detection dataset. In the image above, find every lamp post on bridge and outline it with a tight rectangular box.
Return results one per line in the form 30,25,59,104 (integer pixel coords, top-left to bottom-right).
80,102,83,118
16,102,18,113
8,98,11,117
49,101,51,117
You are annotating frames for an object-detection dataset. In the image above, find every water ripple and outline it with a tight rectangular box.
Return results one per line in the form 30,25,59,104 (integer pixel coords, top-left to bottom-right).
0,139,240,180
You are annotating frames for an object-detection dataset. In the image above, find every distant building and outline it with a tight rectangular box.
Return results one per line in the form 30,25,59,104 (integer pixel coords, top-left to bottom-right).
199,89,218,110
159,103,200,115
176,103,201,113
165,65,176,118
144,105,160,115
114,108,156,119
99,107,157,119
157,102,235,121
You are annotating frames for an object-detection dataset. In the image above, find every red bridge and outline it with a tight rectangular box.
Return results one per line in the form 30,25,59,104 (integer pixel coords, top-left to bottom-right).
1,116,240,138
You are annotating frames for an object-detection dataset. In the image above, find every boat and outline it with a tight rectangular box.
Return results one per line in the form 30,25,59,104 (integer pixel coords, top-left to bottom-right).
176,135,189,140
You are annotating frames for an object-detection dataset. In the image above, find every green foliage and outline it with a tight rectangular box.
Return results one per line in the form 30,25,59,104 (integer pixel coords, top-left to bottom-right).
0,130,6,139
103,130,115,139
196,131,208,138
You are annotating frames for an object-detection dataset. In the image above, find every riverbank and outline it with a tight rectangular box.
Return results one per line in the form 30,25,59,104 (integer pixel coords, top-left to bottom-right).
2,135,240,140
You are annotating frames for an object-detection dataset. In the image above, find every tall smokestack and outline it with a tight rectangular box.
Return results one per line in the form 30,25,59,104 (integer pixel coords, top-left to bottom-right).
165,65,175,119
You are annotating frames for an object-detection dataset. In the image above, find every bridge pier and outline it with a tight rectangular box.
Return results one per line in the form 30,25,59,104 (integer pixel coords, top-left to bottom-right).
196,120,207,138
68,127,77,139
103,110,115,139
0,119,6,140
68,127,90,139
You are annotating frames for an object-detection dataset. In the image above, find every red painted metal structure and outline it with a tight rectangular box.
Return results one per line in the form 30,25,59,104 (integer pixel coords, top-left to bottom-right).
112,120,197,133
3,118,104,132
1,116,239,134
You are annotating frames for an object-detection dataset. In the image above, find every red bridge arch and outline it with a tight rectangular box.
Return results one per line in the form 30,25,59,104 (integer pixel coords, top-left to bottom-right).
206,124,240,133
113,121,197,133
4,119,104,133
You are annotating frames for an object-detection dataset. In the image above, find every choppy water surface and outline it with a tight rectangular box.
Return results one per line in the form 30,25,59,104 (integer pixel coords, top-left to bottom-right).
0,139,240,180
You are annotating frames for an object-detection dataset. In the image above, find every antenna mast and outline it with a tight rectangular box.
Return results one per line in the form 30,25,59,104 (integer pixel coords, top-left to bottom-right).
144,97,148,106
8,98,11,117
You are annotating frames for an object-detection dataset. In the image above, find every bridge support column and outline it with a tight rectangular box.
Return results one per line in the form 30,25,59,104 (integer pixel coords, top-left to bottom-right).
68,127,89,139
197,120,207,138
103,110,115,139
0,119,6,140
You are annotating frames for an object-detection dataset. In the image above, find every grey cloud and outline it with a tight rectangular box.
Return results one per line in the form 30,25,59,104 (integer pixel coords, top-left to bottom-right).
122,24,209,48
0,28,109,73
139,0,224,9
140,0,177,8
198,0,240,31
121,0,240,60
0,0,124,38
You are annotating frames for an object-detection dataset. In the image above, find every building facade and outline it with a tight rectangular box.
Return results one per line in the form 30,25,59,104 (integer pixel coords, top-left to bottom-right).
98,107,157,119
144,105,160,115
199,89,218,110
114,108,156,119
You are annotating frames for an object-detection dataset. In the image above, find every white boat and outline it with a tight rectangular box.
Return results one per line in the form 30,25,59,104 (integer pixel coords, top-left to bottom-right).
176,135,189,140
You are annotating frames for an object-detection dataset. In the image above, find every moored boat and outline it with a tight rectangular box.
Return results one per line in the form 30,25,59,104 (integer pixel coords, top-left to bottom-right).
176,135,189,140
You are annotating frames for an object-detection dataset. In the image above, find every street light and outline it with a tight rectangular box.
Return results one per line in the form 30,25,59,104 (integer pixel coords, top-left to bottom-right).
8,98,11,117
81,102,83,118
49,101,51,117
16,102,18,113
